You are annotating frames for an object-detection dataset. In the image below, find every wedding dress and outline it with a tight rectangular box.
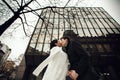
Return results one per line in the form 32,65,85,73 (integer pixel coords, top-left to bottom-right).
33,46,69,80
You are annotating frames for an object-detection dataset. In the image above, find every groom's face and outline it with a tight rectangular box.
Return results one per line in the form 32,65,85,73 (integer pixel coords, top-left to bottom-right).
61,39,68,47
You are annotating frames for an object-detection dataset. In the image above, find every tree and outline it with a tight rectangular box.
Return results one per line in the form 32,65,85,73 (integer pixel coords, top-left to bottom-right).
0,0,86,35
0,0,35,36
0,0,91,36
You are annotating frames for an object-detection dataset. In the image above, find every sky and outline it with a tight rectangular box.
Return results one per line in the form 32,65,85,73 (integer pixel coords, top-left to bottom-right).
0,0,120,63
99,0,120,24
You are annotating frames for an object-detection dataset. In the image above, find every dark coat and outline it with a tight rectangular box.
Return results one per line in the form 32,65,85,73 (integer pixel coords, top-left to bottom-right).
66,40,98,80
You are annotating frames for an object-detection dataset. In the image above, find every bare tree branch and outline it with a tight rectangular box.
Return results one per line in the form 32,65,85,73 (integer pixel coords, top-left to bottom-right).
3,23,21,37
21,0,24,6
27,6,40,16
63,0,70,8
0,0,34,35
34,0,42,7
10,24,20,33
24,6,45,22
2,0,15,13
50,7,72,28
19,16,29,37
22,12,34,28
20,6,55,14
0,3,4,6
48,0,54,6
13,0,21,7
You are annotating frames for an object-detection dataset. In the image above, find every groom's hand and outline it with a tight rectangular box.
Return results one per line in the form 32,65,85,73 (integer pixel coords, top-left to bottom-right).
68,70,78,80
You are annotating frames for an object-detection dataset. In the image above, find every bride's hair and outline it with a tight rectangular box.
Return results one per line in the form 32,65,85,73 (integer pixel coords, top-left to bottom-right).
50,39,58,49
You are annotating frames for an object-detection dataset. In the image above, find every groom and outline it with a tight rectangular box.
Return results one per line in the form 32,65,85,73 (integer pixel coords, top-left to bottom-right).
62,30,99,80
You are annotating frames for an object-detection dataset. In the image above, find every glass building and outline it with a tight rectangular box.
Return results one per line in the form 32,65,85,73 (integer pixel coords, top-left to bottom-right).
15,7,120,80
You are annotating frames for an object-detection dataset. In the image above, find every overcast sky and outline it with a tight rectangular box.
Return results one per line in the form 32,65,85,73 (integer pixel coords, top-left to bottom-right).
0,0,120,62
100,0,120,24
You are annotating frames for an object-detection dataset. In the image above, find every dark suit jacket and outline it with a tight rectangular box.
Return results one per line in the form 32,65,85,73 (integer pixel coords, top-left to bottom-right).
66,40,98,80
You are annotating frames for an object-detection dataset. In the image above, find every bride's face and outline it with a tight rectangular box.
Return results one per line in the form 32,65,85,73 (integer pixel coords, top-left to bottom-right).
56,40,62,47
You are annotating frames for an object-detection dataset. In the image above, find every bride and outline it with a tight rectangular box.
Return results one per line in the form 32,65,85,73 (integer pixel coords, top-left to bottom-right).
33,39,70,80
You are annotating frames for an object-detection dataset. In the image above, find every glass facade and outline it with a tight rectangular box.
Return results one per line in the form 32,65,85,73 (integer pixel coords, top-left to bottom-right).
27,7,120,54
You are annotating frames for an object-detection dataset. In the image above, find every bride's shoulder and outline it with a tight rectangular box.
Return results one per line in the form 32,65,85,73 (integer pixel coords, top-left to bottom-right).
51,46,61,51
50,47,62,55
